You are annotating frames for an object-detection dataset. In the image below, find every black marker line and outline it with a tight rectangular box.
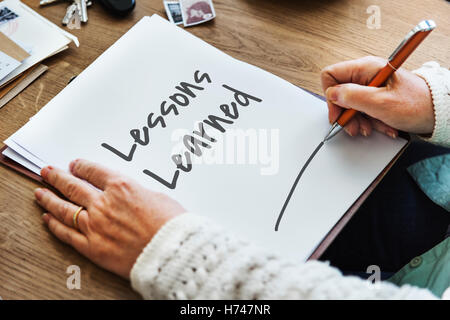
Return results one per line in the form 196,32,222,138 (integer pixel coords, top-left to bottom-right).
275,141,324,231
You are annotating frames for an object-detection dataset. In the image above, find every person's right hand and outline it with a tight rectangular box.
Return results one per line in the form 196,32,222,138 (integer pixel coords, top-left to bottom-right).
321,56,435,138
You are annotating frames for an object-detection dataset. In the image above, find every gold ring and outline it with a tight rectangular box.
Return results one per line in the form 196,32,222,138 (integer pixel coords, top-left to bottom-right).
73,206,83,230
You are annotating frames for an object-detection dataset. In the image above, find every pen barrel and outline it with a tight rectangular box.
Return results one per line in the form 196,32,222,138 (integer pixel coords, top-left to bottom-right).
368,64,395,87
389,30,432,70
336,109,357,127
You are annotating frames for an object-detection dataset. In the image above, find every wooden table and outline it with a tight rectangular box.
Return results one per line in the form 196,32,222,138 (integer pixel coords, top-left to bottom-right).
0,0,449,300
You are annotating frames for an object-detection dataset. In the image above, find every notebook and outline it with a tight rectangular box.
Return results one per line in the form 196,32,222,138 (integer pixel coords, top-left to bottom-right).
0,15,409,261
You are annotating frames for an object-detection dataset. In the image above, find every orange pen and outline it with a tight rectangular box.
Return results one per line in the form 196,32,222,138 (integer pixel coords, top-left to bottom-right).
323,20,436,141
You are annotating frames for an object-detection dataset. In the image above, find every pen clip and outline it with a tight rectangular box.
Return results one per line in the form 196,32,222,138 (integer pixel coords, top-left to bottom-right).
388,20,436,61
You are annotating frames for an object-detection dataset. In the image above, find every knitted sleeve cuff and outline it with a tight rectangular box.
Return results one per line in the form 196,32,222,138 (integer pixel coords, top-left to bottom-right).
130,213,208,299
413,62,450,148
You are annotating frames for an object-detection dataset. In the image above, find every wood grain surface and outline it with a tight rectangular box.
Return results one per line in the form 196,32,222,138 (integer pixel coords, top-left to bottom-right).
0,0,449,300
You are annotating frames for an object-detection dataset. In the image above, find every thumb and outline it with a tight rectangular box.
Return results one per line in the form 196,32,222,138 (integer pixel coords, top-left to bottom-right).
325,83,388,118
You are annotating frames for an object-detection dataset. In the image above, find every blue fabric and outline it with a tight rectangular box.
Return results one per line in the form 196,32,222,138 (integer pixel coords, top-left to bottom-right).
407,154,450,212
388,237,450,298
320,140,450,275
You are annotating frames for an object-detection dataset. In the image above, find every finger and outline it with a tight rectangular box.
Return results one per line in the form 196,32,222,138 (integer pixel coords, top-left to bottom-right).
325,83,389,120
358,115,372,137
69,159,120,191
343,117,360,137
321,56,386,91
369,118,398,139
326,98,343,124
35,188,89,233
41,166,99,208
42,213,89,256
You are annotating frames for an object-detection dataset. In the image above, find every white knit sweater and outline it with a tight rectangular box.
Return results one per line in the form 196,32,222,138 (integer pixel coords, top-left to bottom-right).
130,63,450,300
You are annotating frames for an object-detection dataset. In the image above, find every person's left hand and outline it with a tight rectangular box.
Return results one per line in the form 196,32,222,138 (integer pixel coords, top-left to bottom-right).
34,160,185,279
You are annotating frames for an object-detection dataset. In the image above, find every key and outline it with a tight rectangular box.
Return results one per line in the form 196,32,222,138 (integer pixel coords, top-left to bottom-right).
74,0,88,23
61,1,91,27
80,0,88,22
62,2,77,25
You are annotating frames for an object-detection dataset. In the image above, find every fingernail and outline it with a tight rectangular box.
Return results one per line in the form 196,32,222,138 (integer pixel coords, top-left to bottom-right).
345,127,353,137
34,188,44,200
69,160,76,173
388,131,397,139
325,87,338,103
42,213,49,224
361,129,368,137
40,166,53,179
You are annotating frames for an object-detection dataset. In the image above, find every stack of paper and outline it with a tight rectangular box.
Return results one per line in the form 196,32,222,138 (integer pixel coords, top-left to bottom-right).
2,15,407,261
0,0,78,108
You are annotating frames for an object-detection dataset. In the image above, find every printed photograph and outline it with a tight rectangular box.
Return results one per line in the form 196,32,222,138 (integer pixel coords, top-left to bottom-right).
164,1,183,25
180,0,216,27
